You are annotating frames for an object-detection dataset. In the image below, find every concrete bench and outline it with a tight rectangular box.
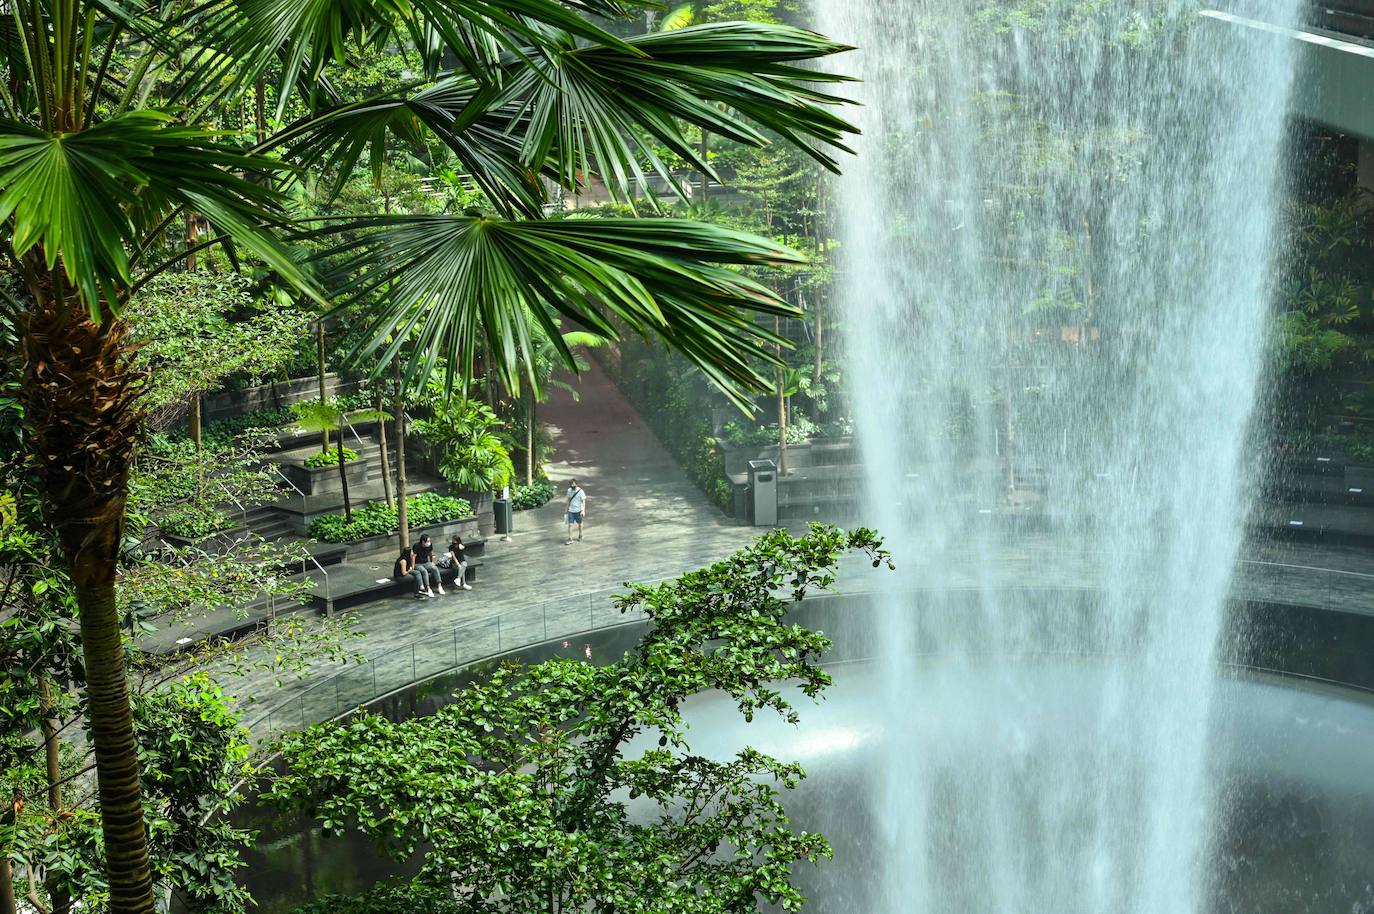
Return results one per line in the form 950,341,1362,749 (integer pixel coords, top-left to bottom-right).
314,558,484,615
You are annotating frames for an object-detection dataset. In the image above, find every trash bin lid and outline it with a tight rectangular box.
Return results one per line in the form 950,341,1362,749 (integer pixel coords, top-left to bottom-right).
747,459,777,472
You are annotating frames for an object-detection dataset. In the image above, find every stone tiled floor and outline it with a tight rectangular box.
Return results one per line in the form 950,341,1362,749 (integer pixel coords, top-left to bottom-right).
221,362,764,732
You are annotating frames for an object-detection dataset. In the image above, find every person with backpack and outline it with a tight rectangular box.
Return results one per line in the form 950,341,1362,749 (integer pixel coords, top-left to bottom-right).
565,479,587,545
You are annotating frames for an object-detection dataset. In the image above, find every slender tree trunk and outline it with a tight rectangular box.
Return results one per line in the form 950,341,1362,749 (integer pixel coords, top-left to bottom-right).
0,851,16,914
188,393,203,501
525,389,535,486
254,77,266,144
336,433,352,523
376,388,394,509
699,131,710,204
775,317,788,476
21,302,156,914
393,361,410,550
39,678,71,914
316,322,329,453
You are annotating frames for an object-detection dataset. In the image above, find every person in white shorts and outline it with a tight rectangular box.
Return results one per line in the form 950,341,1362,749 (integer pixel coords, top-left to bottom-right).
565,480,586,545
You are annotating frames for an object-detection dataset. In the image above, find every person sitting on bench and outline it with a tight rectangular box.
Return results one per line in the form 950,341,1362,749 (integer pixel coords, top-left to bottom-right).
393,547,432,599
413,534,445,595
442,535,474,590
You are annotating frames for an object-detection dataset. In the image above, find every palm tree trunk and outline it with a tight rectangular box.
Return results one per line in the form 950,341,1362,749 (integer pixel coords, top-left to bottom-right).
393,361,410,550
376,387,394,509
336,433,353,523
22,303,155,914
525,389,535,486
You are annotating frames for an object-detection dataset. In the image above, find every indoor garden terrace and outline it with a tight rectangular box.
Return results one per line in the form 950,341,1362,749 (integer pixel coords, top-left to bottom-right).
2,1,1373,914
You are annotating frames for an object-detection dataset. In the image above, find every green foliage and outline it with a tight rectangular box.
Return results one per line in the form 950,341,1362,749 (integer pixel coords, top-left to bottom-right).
159,503,235,541
269,525,892,914
292,878,464,914
129,272,309,411
1277,311,1356,376
136,674,254,914
511,478,557,510
305,446,358,468
309,493,473,543
414,399,515,493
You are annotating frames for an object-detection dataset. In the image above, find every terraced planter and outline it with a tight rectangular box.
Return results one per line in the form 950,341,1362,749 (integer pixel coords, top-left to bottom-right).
279,455,370,496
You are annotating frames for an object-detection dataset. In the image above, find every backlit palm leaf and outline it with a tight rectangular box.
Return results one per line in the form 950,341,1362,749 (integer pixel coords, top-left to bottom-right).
308,215,801,408
499,22,857,197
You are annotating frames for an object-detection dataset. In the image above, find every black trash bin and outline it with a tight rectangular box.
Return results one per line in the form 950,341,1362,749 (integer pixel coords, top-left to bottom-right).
494,498,514,535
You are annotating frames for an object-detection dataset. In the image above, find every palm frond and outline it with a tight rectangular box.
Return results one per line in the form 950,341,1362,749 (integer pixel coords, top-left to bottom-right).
0,111,319,313
497,21,858,198
173,0,643,107
306,214,800,409
277,77,546,215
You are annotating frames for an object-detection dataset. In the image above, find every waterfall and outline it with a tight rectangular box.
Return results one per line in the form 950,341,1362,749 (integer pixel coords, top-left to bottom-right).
815,1,1301,910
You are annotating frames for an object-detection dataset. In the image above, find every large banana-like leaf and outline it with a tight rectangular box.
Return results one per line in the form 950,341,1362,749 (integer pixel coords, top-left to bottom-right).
499,22,857,197
0,111,319,313
306,214,800,407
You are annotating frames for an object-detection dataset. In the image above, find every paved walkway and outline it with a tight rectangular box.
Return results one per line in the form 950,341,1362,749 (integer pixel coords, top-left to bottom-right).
223,361,761,731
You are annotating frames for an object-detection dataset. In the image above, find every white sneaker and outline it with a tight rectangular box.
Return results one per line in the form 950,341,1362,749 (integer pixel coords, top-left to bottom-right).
421,589,434,597
463,583,472,590
437,586,447,595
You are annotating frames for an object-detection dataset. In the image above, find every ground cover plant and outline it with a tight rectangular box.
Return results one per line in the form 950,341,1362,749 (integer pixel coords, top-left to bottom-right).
309,493,473,543
269,525,892,914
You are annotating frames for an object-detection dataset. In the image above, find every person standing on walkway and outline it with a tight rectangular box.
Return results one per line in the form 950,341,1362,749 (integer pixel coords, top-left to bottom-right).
565,479,587,545
414,533,445,595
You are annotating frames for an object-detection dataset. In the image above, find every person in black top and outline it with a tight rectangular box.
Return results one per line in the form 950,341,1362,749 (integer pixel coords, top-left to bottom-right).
414,534,444,595
393,548,429,599
445,535,473,590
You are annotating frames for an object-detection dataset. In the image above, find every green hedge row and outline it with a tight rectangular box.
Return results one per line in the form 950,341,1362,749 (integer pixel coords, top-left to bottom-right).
309,492,473,543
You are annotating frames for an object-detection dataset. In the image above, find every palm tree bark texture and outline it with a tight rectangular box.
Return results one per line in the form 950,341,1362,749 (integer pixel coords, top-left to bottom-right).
20,297,155,914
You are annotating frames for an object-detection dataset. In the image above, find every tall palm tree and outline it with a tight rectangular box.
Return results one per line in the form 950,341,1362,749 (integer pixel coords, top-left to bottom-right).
0,4,856,912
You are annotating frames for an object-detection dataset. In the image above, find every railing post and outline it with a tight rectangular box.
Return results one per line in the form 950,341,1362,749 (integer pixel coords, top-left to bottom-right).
411,644,417,684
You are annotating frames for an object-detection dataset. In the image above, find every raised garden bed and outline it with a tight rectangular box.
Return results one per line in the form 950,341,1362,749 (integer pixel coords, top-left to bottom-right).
278,454,370,496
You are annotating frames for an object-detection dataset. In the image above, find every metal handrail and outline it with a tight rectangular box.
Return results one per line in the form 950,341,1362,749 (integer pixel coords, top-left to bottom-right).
273,467,308,499
303,554,330,609
239,552,1374,740
343,414,366,448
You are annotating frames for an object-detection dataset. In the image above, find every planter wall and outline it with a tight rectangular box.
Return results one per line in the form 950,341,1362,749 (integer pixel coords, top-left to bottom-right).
718,437,855,476
202,372,362,425
336,515,486,560
278,456,370,496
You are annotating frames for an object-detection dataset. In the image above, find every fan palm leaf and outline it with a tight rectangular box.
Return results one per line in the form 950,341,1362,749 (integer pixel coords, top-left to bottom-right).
309,214,799,409
0,111,319,313
497,22,857,197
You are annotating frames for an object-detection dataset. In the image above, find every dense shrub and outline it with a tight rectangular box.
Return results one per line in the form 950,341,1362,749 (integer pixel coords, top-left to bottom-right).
305,446,358,468
160,503,235,540
309,493,473,543
511,478,557,510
